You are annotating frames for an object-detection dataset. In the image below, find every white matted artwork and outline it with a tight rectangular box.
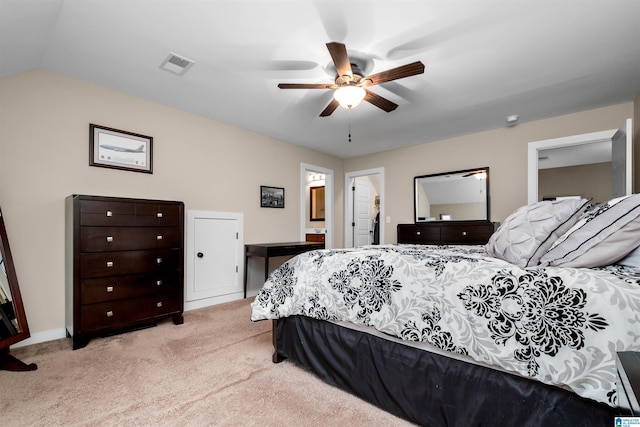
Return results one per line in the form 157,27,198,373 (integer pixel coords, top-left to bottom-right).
89,124,153,173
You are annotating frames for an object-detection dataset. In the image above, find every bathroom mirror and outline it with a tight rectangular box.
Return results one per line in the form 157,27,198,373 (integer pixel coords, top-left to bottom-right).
0,207,37,371
310,186,325,221
414,167,490,222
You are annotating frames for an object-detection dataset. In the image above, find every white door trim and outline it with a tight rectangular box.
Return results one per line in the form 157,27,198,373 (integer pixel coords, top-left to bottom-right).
344,167,385,248
527,119,632,204
301,163,333,249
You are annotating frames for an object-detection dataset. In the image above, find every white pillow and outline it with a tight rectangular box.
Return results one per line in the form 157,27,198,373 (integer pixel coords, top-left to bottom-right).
485,198,589,268
618,245,640,268
540,194,640,268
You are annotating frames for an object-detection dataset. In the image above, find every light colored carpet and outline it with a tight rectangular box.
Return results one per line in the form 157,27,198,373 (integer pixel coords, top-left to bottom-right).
3,298,413,426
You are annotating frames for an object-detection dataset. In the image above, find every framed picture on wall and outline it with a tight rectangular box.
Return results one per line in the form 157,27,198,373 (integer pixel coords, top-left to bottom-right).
260,186,285,208
89,124,153,173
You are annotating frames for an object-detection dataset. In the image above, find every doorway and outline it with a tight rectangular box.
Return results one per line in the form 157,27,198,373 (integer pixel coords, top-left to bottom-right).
344,168,385,248
300,163,333,249
528,119,632,204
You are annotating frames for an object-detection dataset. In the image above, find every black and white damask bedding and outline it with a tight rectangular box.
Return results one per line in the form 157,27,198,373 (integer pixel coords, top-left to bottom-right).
250,244,640,407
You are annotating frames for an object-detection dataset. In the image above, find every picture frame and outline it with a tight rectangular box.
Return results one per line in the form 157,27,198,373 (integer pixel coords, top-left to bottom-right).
260,186,285,208
89,124,153,173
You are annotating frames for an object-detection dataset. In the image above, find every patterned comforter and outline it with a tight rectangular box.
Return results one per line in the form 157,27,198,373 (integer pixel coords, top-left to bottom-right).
250,244,640,406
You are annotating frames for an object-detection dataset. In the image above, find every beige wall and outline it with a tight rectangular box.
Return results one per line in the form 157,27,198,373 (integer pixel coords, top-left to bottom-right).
0,69,636,340
538,162,612,203
343,102,633,244
0,70,344,337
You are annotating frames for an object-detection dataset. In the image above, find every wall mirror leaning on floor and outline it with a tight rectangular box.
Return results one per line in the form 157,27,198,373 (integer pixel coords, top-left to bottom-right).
414,167,490,222
0,207,37,371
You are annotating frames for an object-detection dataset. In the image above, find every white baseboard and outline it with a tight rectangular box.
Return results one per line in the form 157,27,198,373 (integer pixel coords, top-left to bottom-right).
13,328,67,348
13,293,253,348
184,292,246,311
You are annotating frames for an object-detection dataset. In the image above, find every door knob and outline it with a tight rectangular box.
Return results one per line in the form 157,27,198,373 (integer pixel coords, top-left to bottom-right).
197,252,204,258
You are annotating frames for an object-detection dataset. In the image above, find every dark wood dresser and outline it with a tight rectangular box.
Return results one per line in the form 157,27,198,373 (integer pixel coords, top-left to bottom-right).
65,195,184,349
397,220,495,245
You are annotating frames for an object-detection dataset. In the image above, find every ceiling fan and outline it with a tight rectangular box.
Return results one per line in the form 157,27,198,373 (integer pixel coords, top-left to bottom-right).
278,42,425,117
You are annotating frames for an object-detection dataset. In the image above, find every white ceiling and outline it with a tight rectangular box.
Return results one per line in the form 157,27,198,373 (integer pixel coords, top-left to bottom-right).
1,0,639,159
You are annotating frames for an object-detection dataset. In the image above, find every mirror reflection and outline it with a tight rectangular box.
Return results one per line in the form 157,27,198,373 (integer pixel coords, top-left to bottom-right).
0,208,37,371
310,186,325,221
0,220,19,339
414,167,489,222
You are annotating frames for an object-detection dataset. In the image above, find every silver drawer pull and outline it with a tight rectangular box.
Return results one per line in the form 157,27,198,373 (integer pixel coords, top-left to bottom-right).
106,261,114,268
156,212,163,218
156,235,163,240
416,231,421,235
462,231,467,236
106,310,113,317
156,302,163,308
106,210,113,217
106,286,114,292
156,257,163,264
106,236,114,242
156,280,162,286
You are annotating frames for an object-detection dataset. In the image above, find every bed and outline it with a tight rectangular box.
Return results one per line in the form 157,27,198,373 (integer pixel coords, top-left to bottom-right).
250,195,640,426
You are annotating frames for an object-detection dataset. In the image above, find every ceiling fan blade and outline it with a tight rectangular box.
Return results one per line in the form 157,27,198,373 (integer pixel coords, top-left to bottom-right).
363,61,425,86
326,42,352,78
319,99,340,117
278,83,333,89
364,90,398,112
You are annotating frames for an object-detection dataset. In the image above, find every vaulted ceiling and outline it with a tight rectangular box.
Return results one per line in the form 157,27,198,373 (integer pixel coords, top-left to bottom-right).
1,0,639,158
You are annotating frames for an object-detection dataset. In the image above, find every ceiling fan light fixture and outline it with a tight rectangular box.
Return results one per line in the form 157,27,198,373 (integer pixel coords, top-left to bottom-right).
333,85,366,109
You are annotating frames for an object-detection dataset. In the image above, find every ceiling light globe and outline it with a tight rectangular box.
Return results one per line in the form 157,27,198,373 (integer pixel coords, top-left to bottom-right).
334,86,366,109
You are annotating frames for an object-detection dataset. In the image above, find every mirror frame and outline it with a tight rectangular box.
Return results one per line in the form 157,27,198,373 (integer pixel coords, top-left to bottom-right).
414,167,490,223
309,185,325,221
0,208,33,353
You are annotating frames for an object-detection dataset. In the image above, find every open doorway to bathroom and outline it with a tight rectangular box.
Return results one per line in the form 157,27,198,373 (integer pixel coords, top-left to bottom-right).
301,163,333,249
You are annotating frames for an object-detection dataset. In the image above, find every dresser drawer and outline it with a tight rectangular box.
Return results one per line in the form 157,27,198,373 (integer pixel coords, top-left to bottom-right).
79,292,181,332
80,227,182,252
133,203,182,227
80,249,181,278
397,224,440,244
80,271,181,304
79,200,182,227
440,223,494,245
80,200,136,226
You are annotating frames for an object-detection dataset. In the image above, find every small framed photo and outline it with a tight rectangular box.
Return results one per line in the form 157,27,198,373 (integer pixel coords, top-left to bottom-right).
90,124,153,173
260,186,285,208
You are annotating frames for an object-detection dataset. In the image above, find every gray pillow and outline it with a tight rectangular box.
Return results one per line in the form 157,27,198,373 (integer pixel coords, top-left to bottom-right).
540,194,640,268
485,198,589,268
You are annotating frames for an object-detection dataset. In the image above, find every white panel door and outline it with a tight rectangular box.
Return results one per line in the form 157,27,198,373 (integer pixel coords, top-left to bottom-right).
354,177,372,247
187,215,241,301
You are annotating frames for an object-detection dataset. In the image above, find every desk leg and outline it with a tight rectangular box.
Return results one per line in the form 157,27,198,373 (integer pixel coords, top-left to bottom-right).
244,253,249,298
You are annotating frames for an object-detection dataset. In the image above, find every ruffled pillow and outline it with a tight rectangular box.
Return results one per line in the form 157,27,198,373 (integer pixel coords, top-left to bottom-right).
485,198,589,268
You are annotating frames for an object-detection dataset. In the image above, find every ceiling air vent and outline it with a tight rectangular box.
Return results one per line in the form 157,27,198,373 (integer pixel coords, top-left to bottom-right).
159,52,195,76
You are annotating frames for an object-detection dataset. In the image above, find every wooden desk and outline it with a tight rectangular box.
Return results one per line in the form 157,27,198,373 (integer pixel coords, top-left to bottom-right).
244,242,325,298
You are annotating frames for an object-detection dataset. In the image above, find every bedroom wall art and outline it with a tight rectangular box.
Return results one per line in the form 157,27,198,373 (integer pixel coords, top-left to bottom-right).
89,124,153,173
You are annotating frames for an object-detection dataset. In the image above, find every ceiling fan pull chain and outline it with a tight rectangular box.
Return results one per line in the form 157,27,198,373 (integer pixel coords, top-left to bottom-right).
348,109,352,143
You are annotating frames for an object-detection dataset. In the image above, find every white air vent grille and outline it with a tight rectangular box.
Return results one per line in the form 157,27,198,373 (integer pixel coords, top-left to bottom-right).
159,52,195,76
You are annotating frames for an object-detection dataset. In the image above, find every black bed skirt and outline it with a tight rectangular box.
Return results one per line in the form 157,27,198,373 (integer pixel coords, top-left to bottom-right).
275,315,618,427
